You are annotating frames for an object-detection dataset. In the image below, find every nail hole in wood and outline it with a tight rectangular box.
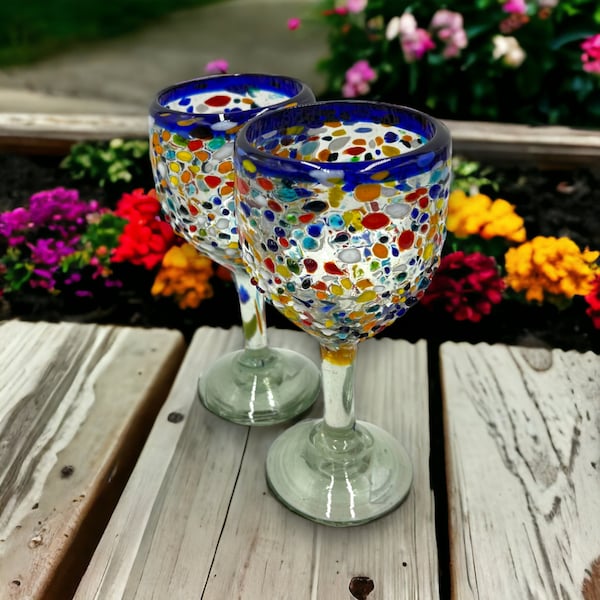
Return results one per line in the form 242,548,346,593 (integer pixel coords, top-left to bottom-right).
60,465,74,478
167,412,185,423
349,576,374,599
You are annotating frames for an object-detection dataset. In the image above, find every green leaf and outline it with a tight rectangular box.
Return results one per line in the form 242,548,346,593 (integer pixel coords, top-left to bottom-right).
550,29,597,50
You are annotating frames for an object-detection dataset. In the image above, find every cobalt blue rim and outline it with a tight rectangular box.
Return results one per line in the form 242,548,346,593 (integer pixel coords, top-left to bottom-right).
149,73,315,137
235,100,452,183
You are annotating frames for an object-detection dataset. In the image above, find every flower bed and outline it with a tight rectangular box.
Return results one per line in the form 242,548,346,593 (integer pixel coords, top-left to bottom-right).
0,141,599,353
286,0,600,127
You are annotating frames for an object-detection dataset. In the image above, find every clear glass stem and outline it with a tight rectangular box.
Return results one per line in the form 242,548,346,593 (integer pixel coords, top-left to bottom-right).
320,344,357,433
308,343,366,464
232,267,268,352
198,267,320,425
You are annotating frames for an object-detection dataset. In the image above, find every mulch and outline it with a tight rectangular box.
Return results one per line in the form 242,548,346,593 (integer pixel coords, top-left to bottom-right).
1,151,599,354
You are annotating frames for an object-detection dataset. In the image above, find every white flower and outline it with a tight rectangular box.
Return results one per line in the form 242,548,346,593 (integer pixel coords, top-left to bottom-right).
492,34,526,67
386,13,417,40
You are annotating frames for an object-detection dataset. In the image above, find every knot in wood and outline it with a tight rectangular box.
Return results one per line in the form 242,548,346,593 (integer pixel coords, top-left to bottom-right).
349,576,374,599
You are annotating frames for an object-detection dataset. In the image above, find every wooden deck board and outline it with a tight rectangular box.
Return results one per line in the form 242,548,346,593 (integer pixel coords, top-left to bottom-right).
0,320,186,600
76,327,439,599
2,112,600,165
440,342,600,600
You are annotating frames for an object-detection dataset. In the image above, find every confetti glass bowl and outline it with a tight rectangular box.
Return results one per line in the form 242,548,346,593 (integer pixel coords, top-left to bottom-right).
149,74,320,425
234,100,452,524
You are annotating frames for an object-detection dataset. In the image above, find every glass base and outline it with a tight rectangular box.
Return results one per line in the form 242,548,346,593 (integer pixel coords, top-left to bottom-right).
198,347,320,426
266,419,413,526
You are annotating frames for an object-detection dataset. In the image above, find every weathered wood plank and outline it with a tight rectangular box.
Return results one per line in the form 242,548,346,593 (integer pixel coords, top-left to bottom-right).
1,112,599,165
203,334,437,600
76,329,439,599
443,119,600,166
440,342,600,600
0,320,186,600
73,326,250,600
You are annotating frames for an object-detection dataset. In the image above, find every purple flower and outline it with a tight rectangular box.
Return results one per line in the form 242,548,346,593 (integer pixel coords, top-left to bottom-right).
0,207,30,239
27,238,76,267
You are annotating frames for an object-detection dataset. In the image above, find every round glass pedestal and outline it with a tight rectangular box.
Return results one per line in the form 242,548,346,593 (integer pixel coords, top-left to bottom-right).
265,419,413,526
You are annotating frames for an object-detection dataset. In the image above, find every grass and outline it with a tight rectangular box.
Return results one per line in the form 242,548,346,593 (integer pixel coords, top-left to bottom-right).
0,0,224,67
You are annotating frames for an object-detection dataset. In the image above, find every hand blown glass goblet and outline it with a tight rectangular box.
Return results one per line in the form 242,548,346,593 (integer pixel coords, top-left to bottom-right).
234,100,451,525
149,73,321,425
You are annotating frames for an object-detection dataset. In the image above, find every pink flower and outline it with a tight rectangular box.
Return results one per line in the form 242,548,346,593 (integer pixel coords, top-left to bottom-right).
581,34,600,75
287,17,301,31
342,60,377,97
386,12,435,62
430,9,463,33
204,59,229,75
346,0,367,13
401,28,435,62
502,0,528,14
430,9,468,59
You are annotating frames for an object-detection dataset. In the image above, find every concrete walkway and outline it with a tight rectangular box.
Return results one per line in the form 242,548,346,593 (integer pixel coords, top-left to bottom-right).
0,0,327,115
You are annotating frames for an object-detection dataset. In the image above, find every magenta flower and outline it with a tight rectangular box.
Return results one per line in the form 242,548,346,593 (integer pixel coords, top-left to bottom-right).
502,0,528,14
204,59,229,75
421,251,506,323
401,28,435,62
581,34,600,74
342,60,377,98
287,17,301,30
28,238,76,266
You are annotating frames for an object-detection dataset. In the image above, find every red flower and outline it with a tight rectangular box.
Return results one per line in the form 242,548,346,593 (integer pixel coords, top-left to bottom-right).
421,251,505,322
115,188,162,222
112,188,175,270
585,275,600,329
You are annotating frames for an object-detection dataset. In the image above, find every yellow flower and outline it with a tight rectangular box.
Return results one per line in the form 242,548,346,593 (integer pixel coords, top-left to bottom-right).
151,243,214,309
504,236,599,303
447,190,526,243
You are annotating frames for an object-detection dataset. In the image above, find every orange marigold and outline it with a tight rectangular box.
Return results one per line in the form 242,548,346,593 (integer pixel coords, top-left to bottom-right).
151,243,214,309
447,190,526,243
504,236,599,303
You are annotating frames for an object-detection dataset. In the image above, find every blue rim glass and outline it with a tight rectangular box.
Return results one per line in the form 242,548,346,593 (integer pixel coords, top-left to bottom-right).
149,73,315,137
235,100,452,184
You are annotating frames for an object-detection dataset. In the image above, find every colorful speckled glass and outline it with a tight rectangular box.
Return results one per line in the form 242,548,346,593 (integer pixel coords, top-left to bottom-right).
149,74,320,426
234,100,451,525
235,101,450,347
149,74,315,267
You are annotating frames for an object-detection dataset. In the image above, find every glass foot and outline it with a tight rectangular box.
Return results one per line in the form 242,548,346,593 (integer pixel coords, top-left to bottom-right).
198,347,320,426
266,419,413,526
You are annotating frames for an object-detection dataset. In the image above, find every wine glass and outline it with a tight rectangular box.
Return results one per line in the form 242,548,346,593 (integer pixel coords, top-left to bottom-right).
149,74,320,425
234,100,451,525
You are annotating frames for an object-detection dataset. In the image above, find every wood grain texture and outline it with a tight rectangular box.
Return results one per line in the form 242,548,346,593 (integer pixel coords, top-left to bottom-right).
76,328,439,600
443,119,600,166
0,320,186,600
1,112,599,165
440,342,600,600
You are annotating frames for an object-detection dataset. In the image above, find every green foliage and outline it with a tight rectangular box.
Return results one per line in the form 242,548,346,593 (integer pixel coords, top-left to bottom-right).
312,0,600,127
61,212,127,273
451,157,497,194
60,139,150,188
0,0,222,66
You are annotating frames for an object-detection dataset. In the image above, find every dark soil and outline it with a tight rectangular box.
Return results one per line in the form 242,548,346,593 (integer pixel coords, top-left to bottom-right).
1,151,599,354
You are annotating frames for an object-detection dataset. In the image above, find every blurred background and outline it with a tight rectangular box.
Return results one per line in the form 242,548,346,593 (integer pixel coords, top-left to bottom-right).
0,0,327,114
